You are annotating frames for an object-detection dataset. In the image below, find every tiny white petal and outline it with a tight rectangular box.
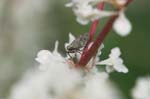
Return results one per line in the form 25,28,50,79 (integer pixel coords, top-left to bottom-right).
109,47,121,58
97,59,112,66
97,47,128,73
74,4,100,25
35,50,51,64
98,10,116,18
113,64,128,73
113,12,132,37
68,0,116,25
53,40,59,53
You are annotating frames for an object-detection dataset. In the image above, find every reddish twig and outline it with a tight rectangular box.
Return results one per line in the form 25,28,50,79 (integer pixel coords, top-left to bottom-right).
89,2,105,41
77,15,118,66
77,0,134,67
81,2,104,59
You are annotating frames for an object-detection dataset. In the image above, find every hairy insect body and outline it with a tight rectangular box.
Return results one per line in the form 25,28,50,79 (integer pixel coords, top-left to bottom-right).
67,33,89,53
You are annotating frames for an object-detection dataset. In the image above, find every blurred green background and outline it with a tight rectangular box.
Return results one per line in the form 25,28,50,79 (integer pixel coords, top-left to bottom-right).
0,0,149,99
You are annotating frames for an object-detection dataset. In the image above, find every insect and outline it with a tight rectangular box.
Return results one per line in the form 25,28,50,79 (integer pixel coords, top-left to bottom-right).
66,33,89,58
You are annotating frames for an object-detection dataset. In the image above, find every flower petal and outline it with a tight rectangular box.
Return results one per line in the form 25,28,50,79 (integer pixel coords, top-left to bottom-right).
109,47,121,58
113,64,128,73
97,59,112,66
113,12,132,37
53,41,59,53
35,50,52,64
98,10,116,18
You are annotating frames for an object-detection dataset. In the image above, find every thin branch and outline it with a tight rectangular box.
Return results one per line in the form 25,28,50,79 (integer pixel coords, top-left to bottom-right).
77,15,118,66
81,2,104,59
77,0,134,67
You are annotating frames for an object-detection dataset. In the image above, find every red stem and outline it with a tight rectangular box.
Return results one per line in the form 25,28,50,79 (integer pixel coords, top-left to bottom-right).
81,2,104,58
77,0,133,67
77,15,118,66
89,2,105,41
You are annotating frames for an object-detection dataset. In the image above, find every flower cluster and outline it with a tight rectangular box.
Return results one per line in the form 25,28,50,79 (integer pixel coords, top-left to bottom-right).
66,0,132,36
66,0,115,25
65,33,128,73
9,0,134,99
10,39,122,99
97,47,128,73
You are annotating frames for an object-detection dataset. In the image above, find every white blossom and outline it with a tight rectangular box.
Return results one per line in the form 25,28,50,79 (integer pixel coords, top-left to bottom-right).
113,10,132,37
7,0,132,99
10,41,83,99
132,77,150,99
74,4,115,25
35,50,52,64
74,4,100,25
66,0,116,25
9,34,123,99
66,0,132,36
35,41,65,71
97,47,128,73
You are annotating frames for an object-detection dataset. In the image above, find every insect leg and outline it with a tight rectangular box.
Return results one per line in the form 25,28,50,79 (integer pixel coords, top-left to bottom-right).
67,52,73,60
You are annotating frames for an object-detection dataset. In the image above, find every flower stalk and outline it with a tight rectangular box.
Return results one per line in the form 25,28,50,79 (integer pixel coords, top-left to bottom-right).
77,0,133,67
89,2,105,41
77,15,118,66
82,2,104,54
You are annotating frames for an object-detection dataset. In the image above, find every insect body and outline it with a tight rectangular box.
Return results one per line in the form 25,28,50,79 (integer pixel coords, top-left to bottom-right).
66,33,89,54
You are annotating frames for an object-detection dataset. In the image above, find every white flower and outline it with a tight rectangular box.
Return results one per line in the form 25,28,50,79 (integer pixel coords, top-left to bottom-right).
67,0,132,35
35,41,65,71
66,0,115,25
75,7,115,25
113,10,132,37
132,77,150,99
10,41,83,99
9,35,123,99
74,4,100,25
35,50,52,64
97,47,128,73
